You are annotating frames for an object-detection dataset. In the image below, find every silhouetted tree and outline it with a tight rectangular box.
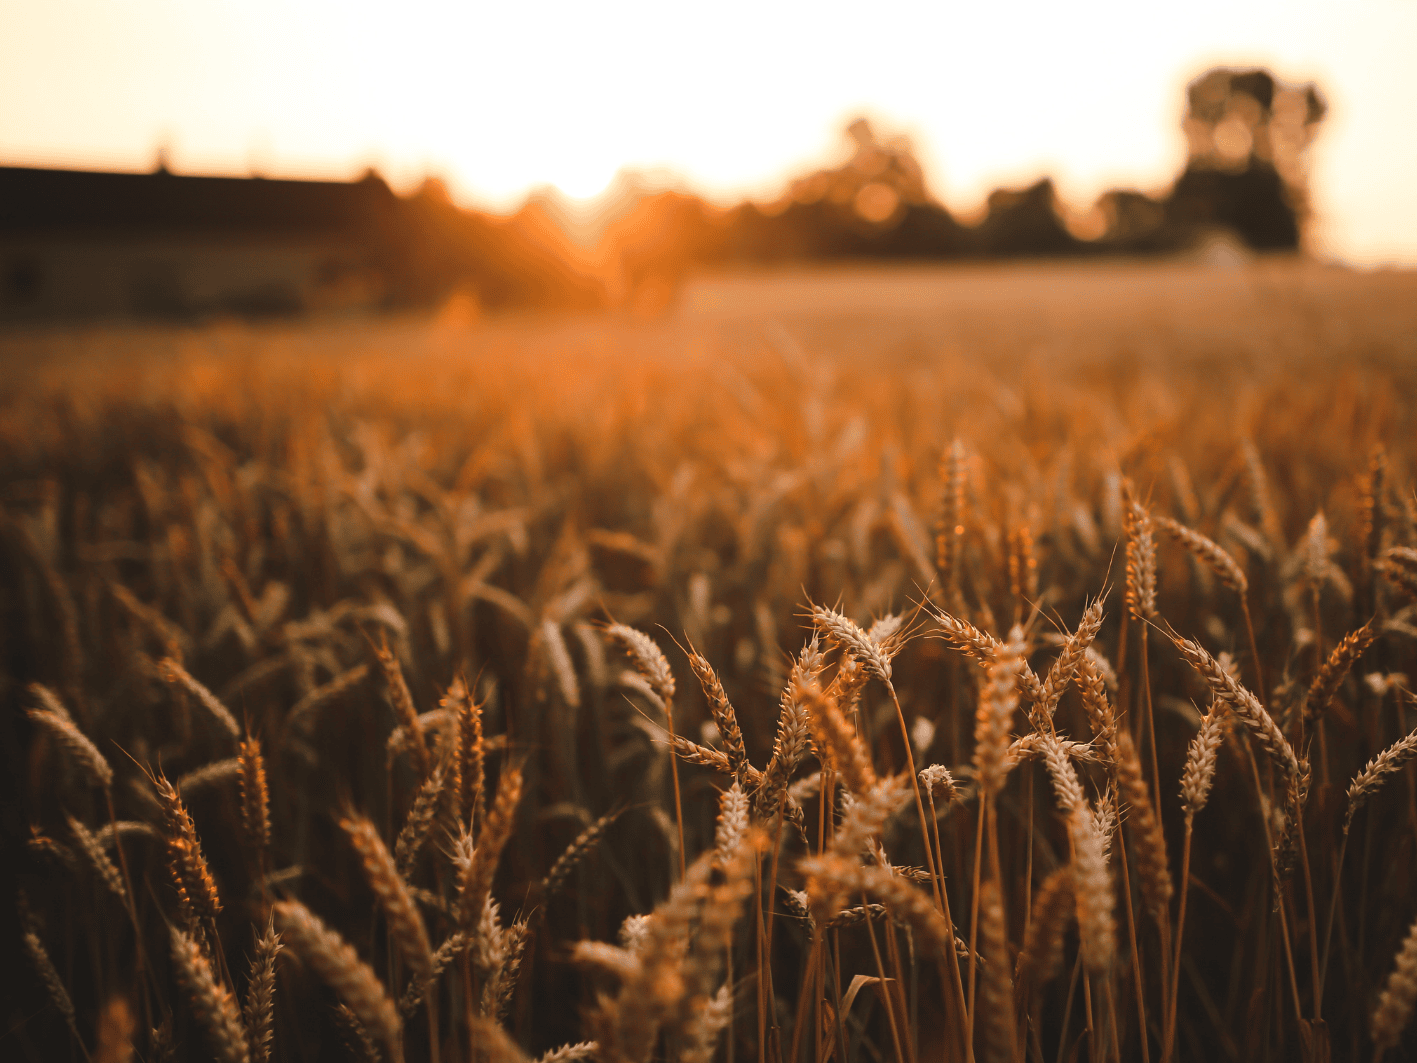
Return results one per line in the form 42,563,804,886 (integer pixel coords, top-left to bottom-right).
972,179,1081,257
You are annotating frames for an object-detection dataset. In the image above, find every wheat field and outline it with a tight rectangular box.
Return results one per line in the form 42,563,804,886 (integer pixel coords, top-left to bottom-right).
6,259,1417,1063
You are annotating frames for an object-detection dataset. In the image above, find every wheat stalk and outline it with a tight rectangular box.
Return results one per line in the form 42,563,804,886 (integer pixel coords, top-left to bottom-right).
237,736,271,861
1305,620,1379,725
1373,912,1417,1051
1036,597,1106,719
973,628,1024,800
1017,867,1074,985
20,916,85,1052
178,758,241,793
979,879,1017,1063
803,680,875,795
67,814,127,902
374,636,430,778
341,813,434,986
394,755,447,878
1124,496,1158,621
27,684,112,790
272,900,403,1063
1155,516,1248,594
1172,635,1299,782
170,925,251,1063
688,649,750,780
1116,728,1173,920
158,657,242,740
1071,803,1116,974
153,773,222,923
1345,725,1417,832
243,918,282,1063
457,764,524,935
540,806,622,902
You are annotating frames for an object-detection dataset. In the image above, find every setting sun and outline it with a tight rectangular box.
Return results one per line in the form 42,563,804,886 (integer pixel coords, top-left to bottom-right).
2,0,1414,262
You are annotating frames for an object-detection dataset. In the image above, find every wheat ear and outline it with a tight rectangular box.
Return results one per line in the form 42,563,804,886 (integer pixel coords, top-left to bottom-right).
688,650,749,779
979,879,1017,1063
1172,635,1298,782
67,814,127,902
536,1042,598,1063
272,900,403,1063
1346,725,1417,832
394,755,447,879
809,603,900,683
20,916,86,1052
1018,867,1074,984
374,636,430,777
153,773,222,922
170,925,251,1063
604,623,676,702
1071,803,1116,974
1155,516,1248,593
456,682,486,832
457,764,524,935
178,758,241,793
1116,728,1173,920
1036,597,1107,720
756,644,818,815
973,629,1024,801
803,680,876,795
1180,702,1227,819
341,813,434,987
1040,734,1087,814
1124,497,1158,621
681,984,733,1063
1304,620,1379,725
937,438,967,599
540,806,624,902
158,657,241,740
243,917,282,1063
237,736,271,861
27,684,112,790
1373,912,1417,1050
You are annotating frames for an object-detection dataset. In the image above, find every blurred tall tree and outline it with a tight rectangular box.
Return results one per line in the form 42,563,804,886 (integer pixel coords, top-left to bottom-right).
1164,67,1327,250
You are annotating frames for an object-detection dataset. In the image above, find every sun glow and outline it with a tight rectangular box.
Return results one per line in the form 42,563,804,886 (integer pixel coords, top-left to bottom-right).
0,0,1415,263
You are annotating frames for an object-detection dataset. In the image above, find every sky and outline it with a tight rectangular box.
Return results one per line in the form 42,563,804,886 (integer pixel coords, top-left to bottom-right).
2,0,1414,265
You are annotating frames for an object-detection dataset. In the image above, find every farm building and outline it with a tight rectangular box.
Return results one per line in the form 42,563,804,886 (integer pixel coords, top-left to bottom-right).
0,165,407,320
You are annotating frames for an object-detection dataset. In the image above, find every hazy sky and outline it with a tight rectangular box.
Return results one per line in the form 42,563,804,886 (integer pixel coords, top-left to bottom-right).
2,0,1414,264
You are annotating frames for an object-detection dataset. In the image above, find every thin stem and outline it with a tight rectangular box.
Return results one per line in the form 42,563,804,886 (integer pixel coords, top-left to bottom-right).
788,931,822,1063
104,784,154,1030
1114,820,1151,1063
862,890,909,1063
665,698,687,883
1139,625,1162,825
927,787,970,1063
1296,812,1323,1020
754,850,768,1063
883,919,918,1063
1104,978,1121,1063
1319,830,1350,1004
965,795,986,1060
888,682,970,1053
1161,818,1194,1063
1240,597,1266,708
1056,953,1083,1063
